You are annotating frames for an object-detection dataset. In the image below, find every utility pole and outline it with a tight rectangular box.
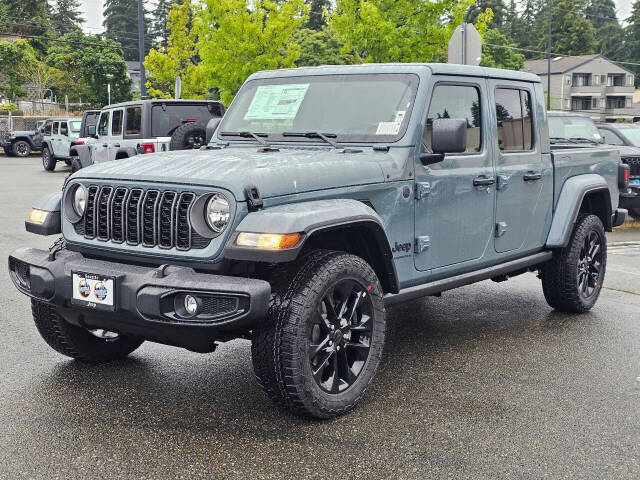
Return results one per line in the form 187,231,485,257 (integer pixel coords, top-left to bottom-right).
547,0,552,111
137,0,147,98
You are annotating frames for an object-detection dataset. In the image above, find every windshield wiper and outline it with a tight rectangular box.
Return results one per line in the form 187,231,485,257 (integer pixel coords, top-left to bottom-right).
282,131,341,148
550,137,578,144
220,131,270,146
569,137,600,144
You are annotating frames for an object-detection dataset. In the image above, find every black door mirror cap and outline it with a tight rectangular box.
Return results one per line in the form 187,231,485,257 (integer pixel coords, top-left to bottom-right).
431,118,467,155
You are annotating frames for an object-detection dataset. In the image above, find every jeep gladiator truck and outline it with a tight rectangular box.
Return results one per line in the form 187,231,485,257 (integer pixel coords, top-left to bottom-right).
8,64,629,419
70,100,225,172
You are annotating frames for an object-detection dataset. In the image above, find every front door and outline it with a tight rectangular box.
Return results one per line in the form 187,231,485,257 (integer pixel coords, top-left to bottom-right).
414,80,496,272
92,110,110,164
490,83,553,253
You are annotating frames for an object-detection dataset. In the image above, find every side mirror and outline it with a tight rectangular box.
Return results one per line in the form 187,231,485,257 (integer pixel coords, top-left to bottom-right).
206,117,222,143
87,125,96,137
420,118,468,166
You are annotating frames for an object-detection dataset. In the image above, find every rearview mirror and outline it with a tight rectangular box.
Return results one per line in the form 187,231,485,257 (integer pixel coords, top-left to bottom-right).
421,118,468,166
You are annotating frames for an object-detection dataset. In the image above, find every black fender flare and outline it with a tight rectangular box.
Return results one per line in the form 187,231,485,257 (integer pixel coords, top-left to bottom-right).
69,144,94,169
114,147,138,160
41,140,54,156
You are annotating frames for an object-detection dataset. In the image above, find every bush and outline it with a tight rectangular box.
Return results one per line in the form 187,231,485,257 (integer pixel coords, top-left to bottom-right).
0,103,18,112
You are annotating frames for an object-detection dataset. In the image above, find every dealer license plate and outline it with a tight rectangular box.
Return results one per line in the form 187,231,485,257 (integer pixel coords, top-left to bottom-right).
71,272,116,310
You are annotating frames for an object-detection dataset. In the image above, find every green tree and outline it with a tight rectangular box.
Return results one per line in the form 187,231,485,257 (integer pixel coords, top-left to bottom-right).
144,0,205,98
293,28,356,66
306,0,330,30
197,0,308,104
480,28,525,70
47,31,132,105
509,0,544,55
150,0,178,51
585,0,624,59
0,40,37,98
466,0,506,28
537,0,597,56
623,1,640,86
0,0,52,54
329,0,487,64
103,0,151,61
51,0,84,35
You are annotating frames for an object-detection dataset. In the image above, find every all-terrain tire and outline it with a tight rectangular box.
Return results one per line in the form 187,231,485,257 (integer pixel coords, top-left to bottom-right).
251,250,386,419
31,300,143,362
540,214,607,313
42,147,55,171
70,156,82,173
12,140,31,157
629,206,640,220
169,122,207,150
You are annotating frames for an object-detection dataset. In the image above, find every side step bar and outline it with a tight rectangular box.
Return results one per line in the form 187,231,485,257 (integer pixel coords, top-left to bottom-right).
384,251,553,306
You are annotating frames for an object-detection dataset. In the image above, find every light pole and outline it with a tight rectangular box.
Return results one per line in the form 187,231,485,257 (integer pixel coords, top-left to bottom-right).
137,0,147,98
547,0,552,111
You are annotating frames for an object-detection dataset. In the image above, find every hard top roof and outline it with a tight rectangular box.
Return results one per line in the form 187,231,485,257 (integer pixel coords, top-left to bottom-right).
248,63,541,83
103,99,223,109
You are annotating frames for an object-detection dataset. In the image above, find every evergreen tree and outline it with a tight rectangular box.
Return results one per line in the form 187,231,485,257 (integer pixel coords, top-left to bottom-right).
51,0,84,35
103,0,151,61
480,28,525,70
306,0,330,30
465,0,506,28
510,0,544,56
623,1,640,86
537,0,597,56
0,0,52,54
585,0,624,59
150,0,178,51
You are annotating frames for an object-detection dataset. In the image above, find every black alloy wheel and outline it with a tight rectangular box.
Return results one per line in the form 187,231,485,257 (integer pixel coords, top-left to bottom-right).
13,140,31,157
309,279,374,394
577,230,603,301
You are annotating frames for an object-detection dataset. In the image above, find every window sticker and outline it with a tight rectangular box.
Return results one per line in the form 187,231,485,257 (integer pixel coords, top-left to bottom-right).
244,84,310,120
376,110,406,135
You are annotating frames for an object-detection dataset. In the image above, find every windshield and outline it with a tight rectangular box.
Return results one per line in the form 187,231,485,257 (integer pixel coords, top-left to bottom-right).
548,116,602,142
69,121,81,132
616,125,640,147
218,74,419,143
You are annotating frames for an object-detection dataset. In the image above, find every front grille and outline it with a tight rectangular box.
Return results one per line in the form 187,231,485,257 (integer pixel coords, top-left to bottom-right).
622,157,640,178
74,186,210,251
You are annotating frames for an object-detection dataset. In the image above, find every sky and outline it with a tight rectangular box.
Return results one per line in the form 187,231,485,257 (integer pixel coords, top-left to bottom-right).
79,0,637,34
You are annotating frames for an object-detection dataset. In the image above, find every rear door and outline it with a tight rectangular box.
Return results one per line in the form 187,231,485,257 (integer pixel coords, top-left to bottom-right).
92,110,110,163
490,82,553,253
414,79,496,272
107,108,124,160
51,121,63,156
122,105,142,152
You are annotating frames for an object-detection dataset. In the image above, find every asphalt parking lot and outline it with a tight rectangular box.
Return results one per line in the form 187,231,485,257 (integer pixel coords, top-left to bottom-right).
1,155,639,479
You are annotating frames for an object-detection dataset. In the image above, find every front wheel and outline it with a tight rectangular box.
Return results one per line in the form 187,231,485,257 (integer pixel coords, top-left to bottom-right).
251,250,386,419
42,147,55,171
12,140,31,157
32,300,143,362
629,206,640,220
541,214,607,313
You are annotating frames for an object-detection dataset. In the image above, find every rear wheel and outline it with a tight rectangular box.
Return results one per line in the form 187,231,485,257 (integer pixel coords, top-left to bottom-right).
70,157,82,173
629,206,640,220
251,250,386,419
541,214,607,313
32,300,143,363
12,140,31,157
42,147,55,171
169,122,207,150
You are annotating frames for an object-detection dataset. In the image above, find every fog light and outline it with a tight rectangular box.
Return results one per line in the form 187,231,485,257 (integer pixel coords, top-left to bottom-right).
184,295,199,315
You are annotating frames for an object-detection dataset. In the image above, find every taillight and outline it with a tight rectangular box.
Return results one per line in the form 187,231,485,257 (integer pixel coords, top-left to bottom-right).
186,118,197,123
141,143,155,154
619,163,630,189
74,140,84,146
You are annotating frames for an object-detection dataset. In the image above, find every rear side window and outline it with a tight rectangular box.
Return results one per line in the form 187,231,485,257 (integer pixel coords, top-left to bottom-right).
112,110,123,136
125,107,142,136
151,103,220,137
424,85,482,153
98,112,110,136
495,88,534,151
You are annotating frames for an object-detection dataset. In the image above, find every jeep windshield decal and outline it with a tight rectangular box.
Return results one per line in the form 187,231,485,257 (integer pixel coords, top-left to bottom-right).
218,73,419,144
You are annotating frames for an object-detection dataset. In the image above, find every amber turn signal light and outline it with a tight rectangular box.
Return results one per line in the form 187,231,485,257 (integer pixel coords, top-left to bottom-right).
236,232,301,250
28,209,49,225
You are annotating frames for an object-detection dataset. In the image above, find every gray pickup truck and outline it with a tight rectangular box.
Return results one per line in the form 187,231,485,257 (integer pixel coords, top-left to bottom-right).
9,64,629,419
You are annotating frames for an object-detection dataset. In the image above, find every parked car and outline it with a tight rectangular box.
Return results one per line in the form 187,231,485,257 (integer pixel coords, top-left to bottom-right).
596,122,640,218
0,120,45,157
40,117,82,171
547,111,604,147
10,64,628,419
70,100,225,172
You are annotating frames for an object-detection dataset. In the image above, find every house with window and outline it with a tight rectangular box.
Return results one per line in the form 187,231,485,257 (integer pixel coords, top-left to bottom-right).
523,54,640,122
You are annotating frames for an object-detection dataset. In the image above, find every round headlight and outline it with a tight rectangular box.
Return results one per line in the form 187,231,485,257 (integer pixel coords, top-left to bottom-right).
73,185,86,216
205,193,230,233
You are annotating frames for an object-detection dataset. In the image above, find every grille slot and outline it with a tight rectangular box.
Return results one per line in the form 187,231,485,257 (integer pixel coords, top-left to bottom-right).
74,186,206,250
201,295,239,317
623,156,640,177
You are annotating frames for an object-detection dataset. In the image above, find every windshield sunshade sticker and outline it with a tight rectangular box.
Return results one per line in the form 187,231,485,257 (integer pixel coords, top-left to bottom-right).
244,84,310,120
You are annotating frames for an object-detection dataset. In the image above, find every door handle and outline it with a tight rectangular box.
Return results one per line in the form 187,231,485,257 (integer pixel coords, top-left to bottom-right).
102,144,108,147
473,176,495,187
523,172,542,181
113,144,120,148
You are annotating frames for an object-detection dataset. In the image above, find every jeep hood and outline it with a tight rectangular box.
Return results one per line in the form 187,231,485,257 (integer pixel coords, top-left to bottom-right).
73,147,388,200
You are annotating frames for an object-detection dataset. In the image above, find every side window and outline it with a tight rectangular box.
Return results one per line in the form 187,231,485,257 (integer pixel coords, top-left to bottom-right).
495,88,534,151
60,122,68,135
98,111,110,136
43,122,52,136
112,110,123,136
599,129,624,146
125,106,142,136
424,85,482,153
52,122,59,135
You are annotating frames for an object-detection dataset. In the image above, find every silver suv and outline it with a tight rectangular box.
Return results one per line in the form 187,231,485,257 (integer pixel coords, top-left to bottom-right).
41,117,82,171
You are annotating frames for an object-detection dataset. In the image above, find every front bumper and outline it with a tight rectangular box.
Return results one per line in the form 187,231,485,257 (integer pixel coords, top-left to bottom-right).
8,248,271,352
